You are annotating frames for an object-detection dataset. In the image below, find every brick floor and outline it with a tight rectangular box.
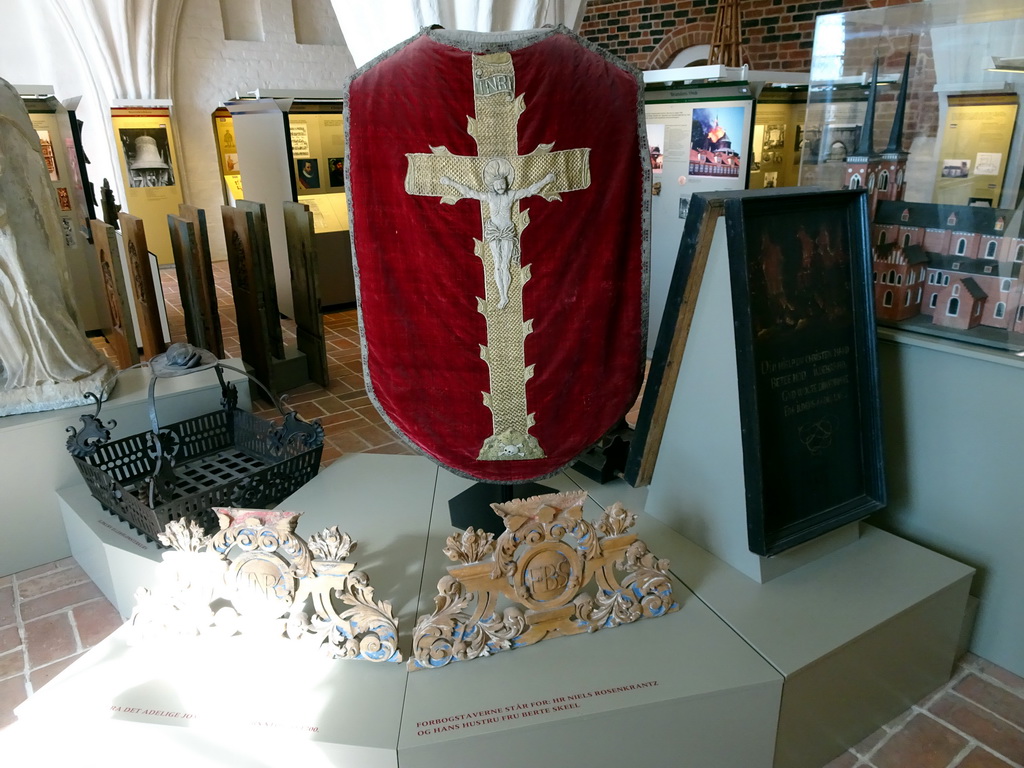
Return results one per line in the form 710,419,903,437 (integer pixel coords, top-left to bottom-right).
6,261,1023,768
0,559,124,729
929,694,1024,765
821,654,1024,768
870,712,969,768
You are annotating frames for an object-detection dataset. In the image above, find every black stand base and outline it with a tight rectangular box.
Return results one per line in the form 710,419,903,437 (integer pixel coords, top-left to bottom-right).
571,432,631,485
448,481,556,537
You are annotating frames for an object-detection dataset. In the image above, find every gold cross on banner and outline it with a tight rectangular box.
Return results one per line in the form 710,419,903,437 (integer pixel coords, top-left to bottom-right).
406,51,591,461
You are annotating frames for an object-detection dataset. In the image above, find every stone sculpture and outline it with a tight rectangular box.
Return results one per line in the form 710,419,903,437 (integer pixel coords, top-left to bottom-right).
0,77,112,416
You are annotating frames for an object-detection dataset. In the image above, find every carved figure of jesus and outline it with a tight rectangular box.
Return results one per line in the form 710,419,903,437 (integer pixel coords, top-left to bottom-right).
441,158,554,309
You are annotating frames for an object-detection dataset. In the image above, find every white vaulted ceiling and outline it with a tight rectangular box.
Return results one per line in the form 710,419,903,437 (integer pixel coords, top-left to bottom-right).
331,0,589,67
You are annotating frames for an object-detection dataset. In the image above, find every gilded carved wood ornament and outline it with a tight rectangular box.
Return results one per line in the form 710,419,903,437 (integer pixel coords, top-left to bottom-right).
409,490,679,670
130,508,402,663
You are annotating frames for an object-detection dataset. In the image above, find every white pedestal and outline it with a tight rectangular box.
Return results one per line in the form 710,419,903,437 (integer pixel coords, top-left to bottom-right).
399,466,781,768
0,365,250,576
573,470,975,768
640,216,867,583
31,455,972,768
60,483,162,619
26,454,784,768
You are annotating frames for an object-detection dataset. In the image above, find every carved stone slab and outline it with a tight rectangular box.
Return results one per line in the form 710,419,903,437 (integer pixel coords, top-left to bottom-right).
283,201,329,387
177,204,225,358
409,490,679,670
130,509,402,662
117,212,166,360
90,218,140,368
167,213,222,358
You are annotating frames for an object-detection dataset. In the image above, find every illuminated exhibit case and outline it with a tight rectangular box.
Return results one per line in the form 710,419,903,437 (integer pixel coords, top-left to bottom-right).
217,97,354,310
111,105,184,267
800,0,1024,351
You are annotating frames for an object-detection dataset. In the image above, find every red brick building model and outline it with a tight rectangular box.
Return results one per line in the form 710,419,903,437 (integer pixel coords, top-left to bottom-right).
846,56,1024,339
872,203,1024,332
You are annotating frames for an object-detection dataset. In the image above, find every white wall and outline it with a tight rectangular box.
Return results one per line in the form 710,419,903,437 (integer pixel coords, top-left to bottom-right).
172,0,355,260
3,0,591,265
0,2,120,209
0,0,355,262
875,334,1024,678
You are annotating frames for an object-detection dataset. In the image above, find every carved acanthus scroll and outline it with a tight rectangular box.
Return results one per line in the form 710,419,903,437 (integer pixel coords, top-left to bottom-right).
409,490,678,670
130,508,401,663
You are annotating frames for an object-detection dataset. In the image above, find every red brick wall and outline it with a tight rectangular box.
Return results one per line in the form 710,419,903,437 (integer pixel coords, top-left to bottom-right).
579,0,937,144
579,0,922,72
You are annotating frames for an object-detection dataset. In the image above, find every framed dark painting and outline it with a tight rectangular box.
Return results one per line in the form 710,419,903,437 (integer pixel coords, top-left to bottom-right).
625,188,885,558
725,189,885,555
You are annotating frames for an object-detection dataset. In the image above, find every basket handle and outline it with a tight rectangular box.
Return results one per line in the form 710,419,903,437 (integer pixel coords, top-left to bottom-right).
69,358,307,460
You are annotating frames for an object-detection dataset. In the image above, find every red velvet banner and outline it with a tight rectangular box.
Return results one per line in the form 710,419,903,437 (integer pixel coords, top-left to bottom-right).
346,27,647,482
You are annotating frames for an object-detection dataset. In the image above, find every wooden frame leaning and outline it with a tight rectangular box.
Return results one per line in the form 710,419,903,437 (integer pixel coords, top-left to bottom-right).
626,188,886,556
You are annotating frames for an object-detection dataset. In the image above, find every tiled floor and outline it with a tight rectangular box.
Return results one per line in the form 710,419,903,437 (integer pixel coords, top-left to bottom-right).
2,263,1023,767
824,654,1024,768
152,261,417,463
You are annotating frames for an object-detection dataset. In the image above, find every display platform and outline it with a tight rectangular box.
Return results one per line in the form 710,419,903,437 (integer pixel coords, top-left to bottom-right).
27,454,972,767
573,470,975,768
0,364,250,576
399,467,781,768
29,454,784,768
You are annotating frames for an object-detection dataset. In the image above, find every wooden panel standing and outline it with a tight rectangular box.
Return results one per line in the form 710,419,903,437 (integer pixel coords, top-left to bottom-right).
221,205,275,391
117,213,166,360
177,204,225,358
89,219,140,369
166,215,216,355
283,202,329,386
625,195,723,487
236,199,284,356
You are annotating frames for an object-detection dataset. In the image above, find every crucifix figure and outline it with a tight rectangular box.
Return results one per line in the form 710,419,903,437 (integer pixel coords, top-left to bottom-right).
405,52,591,461
441,160,554,309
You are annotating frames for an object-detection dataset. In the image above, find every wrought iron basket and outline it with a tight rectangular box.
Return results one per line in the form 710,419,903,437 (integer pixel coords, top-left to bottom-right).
66,349,325,544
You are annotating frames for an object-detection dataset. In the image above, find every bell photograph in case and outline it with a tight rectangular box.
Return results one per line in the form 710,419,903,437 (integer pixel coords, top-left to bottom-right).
119,126,175,188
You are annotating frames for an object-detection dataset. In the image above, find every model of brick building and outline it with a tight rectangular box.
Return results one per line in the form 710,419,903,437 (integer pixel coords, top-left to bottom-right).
846,55,1024,337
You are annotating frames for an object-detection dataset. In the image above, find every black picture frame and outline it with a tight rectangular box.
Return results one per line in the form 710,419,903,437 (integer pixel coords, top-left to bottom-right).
726,189,885,555
625,188,885,557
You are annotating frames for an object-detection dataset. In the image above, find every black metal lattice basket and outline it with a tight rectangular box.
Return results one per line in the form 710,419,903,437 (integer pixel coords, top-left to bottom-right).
66,355,325,544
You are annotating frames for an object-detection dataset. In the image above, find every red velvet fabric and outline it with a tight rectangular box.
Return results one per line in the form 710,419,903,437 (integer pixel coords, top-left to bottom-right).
346,29,645,482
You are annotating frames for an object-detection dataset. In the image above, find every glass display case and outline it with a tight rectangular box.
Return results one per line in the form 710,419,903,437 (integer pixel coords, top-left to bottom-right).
21,88,105,330
222,94,354,310
800,0,1024,351
749,84,808,191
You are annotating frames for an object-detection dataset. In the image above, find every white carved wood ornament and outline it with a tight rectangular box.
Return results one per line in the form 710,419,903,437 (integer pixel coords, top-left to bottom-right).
130,508,402,662
409,490,679,670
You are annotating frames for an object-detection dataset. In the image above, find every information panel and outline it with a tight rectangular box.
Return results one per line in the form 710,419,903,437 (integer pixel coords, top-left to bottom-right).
111,107,184,265
644,81,753,356
934,92,1019,207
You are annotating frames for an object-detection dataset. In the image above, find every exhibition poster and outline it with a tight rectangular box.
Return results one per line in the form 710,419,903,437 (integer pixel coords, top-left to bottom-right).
934,93,1018,207
110,107,184,265
212,108,242,200
643,81,752,356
